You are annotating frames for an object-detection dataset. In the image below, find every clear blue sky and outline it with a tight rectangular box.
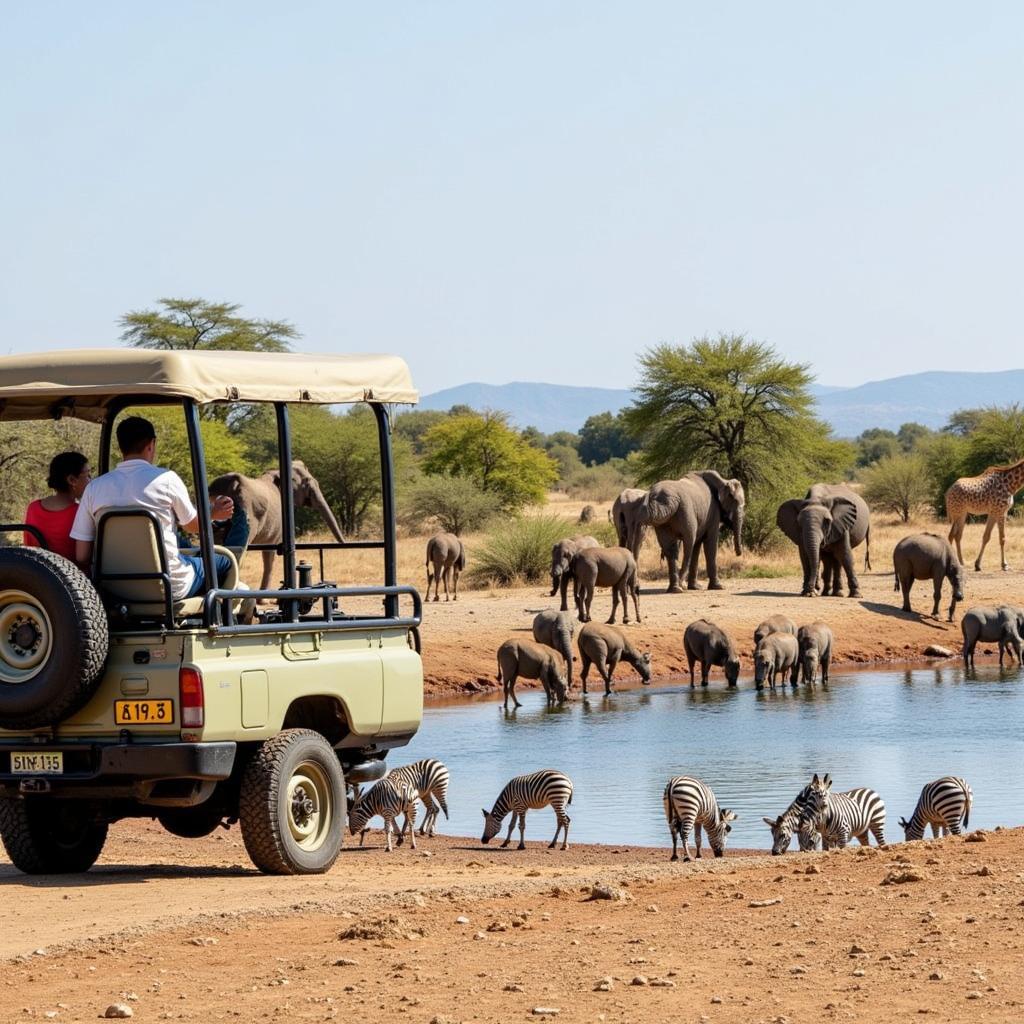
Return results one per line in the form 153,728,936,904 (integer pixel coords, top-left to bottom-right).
2,3,1021,396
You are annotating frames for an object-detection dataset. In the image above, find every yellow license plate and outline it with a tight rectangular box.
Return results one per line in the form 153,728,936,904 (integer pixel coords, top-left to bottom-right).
114,700,174,725
11,751,63,774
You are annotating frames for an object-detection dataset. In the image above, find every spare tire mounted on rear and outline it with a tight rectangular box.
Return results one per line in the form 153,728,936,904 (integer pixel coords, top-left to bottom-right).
0,547,109,730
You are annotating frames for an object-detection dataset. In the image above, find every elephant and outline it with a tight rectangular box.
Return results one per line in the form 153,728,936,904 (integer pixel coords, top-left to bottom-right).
532,609,575,689
570,546,641,625
576,622,651,696
208,460,345,590
495,639,568,710
550,535,600,611
610,488,649,558
960,605,1024,669
638,471,745,592
797,622,833,684
776,484,871,598
683,618,740,687
425,532,466,602
892,533,965,622
753,632,800,690
753,614,797,649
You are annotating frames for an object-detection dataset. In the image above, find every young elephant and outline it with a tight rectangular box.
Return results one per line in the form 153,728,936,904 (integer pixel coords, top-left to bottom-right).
496,639,568,710
960,605,1024,668
571,546,641,625
683,619,741,687
753,632,800,690
532,609,575,689
550,535,600,612
893,533,965,622
577,622,652,696
797,622,833,684
753,614,797,649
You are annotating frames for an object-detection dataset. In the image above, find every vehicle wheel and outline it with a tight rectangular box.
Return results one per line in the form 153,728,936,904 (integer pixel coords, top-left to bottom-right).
239,729,346,875
0,548,108,729
0,798,108,874
157,802,226,839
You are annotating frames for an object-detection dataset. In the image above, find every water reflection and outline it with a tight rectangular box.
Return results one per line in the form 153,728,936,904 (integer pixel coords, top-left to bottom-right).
401,664,1024,849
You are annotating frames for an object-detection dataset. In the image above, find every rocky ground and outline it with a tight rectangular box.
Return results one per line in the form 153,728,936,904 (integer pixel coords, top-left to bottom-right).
2,821,1022,1022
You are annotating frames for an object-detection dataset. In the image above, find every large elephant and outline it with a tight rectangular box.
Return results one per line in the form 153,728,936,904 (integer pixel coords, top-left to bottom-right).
610,488,648,558
776,484,871,598
638,471,745,592
208,460,345,590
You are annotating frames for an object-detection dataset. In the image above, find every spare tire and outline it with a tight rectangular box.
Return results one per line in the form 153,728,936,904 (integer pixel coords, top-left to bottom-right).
0,547,109,729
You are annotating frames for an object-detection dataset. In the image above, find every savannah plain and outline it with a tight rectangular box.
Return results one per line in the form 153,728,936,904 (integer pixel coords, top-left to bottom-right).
3,501,1024,1022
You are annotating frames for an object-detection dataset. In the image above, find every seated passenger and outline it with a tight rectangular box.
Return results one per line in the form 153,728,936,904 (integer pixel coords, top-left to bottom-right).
71,416,235,599
23,451,93,560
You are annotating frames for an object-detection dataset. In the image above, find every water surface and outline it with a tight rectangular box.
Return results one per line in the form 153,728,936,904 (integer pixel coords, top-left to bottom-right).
399,664,1024,850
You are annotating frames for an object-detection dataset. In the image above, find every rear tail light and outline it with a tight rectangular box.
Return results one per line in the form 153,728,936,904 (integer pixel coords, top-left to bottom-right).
179,667,205,728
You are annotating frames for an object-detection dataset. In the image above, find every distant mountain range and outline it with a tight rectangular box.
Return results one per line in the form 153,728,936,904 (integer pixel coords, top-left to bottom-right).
419,371,1024,438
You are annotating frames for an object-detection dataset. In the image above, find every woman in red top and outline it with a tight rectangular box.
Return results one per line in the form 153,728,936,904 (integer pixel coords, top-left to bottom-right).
24,452,93,561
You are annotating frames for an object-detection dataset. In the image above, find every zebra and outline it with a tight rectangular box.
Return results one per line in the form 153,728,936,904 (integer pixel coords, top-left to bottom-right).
385,758,451,840
797,786,886,850
348,776,419,852
481,769,573,850
663,776,737,862
762,774,829,854
899,776,973,840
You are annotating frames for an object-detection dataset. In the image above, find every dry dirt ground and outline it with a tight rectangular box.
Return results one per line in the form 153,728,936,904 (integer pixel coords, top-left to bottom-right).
2,821,1023,1023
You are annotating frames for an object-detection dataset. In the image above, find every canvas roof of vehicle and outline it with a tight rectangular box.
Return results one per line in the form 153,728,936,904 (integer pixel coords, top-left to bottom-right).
0,349,419,421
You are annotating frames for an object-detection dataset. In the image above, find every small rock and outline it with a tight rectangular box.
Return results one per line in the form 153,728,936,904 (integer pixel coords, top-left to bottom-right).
966,991,983,1000
593,978,613,992
455,916,469,925
924,645,953,658
974,865,993,876
473,931,487,940
849,944,867,956
852,969,865,977
504,983,524,992
631,975,649,986
588,884,631,902
790,966,807,975
710,995,722,1003
487,921,508,932
188,936,218,947
929,971,944,981
646,904,659,913
805,864,820,875
333,958,359,967
965,830,988,843
881,869,927,886
743,959,754,966
749,898,783,908
650,979,676,988
531,1009,560,1017
103,1007,134,1021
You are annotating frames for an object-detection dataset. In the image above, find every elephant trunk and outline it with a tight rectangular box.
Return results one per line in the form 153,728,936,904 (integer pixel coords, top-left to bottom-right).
732,506,744,557
557,627,574,687
310,482,346,543
801,518,823,594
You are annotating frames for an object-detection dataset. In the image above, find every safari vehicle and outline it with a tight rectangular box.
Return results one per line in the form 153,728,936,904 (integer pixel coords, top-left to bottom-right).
0,349,423,875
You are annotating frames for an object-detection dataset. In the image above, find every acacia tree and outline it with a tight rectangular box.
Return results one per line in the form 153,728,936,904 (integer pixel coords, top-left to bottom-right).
421,411,558,512
860,453,932,522
119,298,297,352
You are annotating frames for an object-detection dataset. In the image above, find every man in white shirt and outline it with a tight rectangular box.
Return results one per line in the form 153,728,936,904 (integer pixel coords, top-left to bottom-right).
71,416,235,600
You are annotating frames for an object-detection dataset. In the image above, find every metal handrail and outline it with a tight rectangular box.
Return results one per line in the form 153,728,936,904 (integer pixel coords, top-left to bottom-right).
0,524,48,548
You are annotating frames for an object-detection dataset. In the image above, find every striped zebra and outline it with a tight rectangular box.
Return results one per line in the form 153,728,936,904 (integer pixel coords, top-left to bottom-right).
899,776,973,840
663,776,737,862
798,786,886,850
762,774,829,854
386,758,451,839
348,777,419,852
481,769,573,850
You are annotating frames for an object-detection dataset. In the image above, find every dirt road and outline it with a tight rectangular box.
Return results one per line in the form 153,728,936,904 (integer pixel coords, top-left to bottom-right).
2,820,1023,1023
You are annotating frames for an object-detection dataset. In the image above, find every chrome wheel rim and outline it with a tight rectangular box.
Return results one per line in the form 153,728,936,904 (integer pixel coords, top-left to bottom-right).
0,590,53,684
286,760,333,852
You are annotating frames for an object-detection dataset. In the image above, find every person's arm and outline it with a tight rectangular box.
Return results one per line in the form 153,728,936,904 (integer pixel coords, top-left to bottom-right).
69,495,95,573
75,540,93,571
167,473,232,536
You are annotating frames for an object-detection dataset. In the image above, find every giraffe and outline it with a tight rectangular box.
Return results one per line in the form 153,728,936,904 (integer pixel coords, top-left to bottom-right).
945,457,1024,572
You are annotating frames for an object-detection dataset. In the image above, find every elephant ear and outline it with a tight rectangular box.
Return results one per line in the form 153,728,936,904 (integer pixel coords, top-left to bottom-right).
823,497,858,546
775,500,805,545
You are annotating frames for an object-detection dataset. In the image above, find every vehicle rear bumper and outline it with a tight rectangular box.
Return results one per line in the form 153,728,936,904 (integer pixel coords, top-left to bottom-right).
0,742,237,799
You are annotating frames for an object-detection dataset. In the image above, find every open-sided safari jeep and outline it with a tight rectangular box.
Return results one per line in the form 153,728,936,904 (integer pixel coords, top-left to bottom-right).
0,349,423,874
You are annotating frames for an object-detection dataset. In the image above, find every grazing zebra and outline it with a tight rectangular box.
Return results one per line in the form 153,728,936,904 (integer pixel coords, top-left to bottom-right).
663,776,737,862
386,759,450,839
348,777,419,852
762,774,829,855
899,776,973,840
797,786,887,850
481,769,573,850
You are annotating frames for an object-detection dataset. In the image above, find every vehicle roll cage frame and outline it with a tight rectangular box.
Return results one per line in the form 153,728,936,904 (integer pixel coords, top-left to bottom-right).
91,395,419,635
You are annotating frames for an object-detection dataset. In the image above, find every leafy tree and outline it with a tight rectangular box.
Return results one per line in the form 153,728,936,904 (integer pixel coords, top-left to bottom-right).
578,411,639,465
962,404,1024,476
402,474,501,535
860,453,932,522
120,298,297,352
896,422,933,452
943,408,984,437
392,409,449,455
918,432,969,515
421,411,558,512
547,442,584,483
855,428,900,468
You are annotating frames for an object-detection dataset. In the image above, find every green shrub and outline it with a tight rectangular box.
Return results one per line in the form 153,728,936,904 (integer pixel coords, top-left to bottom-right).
469,513,577,586
400,474,501,535
562,459,633,502
586,519,619,547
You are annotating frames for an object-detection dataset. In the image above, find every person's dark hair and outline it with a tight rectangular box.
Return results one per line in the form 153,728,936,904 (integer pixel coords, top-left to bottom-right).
116,416,157,456
47,451,89,493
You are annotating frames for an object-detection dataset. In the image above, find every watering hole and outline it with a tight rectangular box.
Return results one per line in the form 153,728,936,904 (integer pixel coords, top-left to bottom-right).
399,664,1024,850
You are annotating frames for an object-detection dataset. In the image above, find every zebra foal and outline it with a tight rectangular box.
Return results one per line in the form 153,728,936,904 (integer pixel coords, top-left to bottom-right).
348,776,419,852
386,758,450,838
481,769,573,850
798,783,886,850
899,776,973,840
663,776,737,862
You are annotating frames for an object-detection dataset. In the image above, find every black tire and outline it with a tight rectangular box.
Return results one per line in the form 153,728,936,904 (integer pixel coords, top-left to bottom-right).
157,802,226,839
0,548,108,729
0,798,108,874
239,729,346,875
